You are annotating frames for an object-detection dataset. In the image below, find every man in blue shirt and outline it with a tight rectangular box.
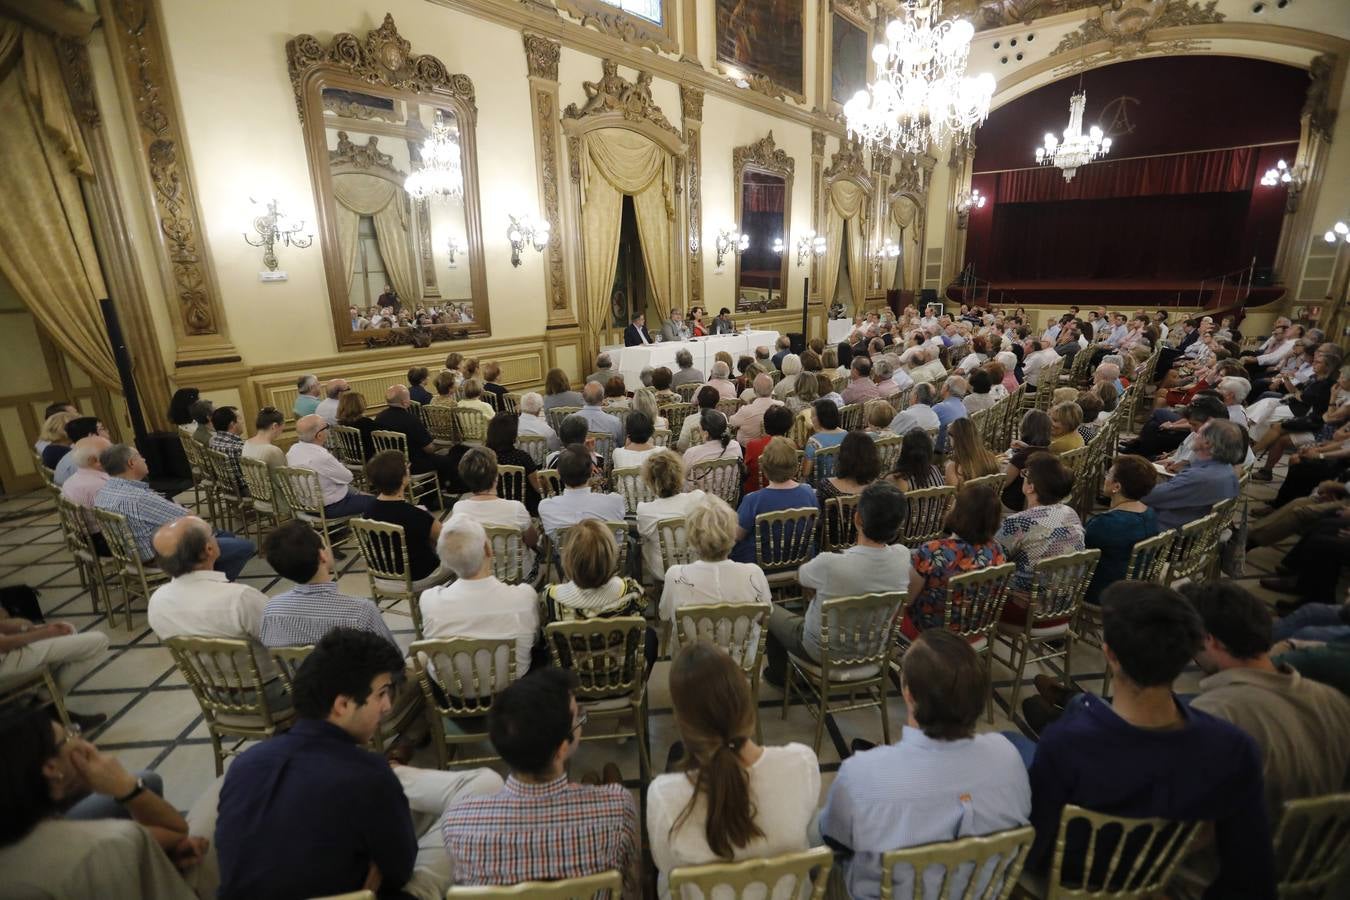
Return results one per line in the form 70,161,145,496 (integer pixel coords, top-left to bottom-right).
931,375,970,452
1026,582,1275,899
214,628,501,900
819,629,1031,899
1143,419,1243,529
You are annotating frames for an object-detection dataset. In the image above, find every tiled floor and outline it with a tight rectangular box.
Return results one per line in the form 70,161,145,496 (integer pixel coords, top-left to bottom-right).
0,470,1296,872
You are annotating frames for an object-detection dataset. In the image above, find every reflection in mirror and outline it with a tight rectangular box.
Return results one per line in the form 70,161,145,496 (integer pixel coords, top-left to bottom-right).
733,133,794,313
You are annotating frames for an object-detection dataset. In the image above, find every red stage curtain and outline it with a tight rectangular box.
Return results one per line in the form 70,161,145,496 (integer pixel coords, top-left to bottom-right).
992,146,1260,203
985,193,1251,280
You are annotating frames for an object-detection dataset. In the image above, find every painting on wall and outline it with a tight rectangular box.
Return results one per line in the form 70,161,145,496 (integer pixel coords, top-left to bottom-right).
831,12,869,105
716,0,805,96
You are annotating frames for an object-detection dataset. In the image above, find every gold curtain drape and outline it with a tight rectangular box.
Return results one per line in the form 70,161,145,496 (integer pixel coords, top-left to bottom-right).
0,23,119,390
580,128,675,340
824,179,867,314
890,196,920,295
332,173,416,308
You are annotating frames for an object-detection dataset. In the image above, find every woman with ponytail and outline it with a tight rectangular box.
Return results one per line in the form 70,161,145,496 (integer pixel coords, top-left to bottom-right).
682,409,743,488
646,642,819,898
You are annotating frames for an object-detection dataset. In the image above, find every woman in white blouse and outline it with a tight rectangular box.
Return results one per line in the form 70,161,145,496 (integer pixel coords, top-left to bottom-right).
635,451,705,582
446,447,540,572
611,410,661,471
646,642,819,900
659,494,770,623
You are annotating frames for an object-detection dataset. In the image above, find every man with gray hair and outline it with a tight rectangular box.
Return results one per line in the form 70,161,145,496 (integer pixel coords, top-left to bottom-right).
754,345,773,370
577,382,624,445
729,373,784,441
95,443,256,580
294,374,322,417
417,517,538,677
60,435,113,552
1217,376,1251,427
1094,361,1124,395
661,307,690,342
585,353,615,386
933,376,970,452
706,360,737,400
871,358,902,398
517,391,560,450
639,366,655,389
286,414,377,519
671,348,704,387
908,347,947,384
315,378,350,427
1144,419,1243,529
890,382,941,436
842,357,882,405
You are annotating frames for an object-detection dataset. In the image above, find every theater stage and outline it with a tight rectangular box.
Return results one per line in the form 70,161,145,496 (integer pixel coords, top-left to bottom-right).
945,279,1285,310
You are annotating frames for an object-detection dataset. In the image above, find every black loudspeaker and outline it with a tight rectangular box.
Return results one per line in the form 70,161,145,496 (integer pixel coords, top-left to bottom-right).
921,288,938,304
787,332,805,354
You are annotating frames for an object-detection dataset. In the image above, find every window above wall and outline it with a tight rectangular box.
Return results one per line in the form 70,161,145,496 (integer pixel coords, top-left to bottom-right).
560,0,679,53
600,0,663,25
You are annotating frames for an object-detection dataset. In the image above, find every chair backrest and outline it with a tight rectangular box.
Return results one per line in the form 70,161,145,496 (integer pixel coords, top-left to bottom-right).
652,428,672,448
756,449,806,491
452,408,489,444
371,429,411,459
832,375,848,393
689,456,742,507
411,636,521,713
536,468,562,498
273,466,327,518
656,517,693,571
874,435,902,473
484,525,534,585
445,870,621,899
669,847,833,900
612,466,655,515
602,404,632,430
1035,362,1064,410
422,404,457,443
92,507,143,568
175,433,206,480
544,616,647,700
824,494,861,550
328,425,367,467
268,644,314,698
898,485,956,545
516,434,550,467
166,635,286,725
1027,549,1101,625
203,447,244,497
944,562,1017,641
675,382,701,402
890,387,913,413
30,452,57,495
1045,804,1201,900
817,592,906,672
1167,514,1214,582
753,507,818,573
238,456,278,507
1122,530,1175,584
672,602,770,676
496,465,528,503
546,405,582,434
839,402,864,431
716,397,743,418
1272,792,1350,899
55,494,97,558
350,517,413,591
660,402,695,436
500,393,521,415
788,414,814,449
879,824,1036,900
587,431,615,462
962,472,1005,495
810,444,840,487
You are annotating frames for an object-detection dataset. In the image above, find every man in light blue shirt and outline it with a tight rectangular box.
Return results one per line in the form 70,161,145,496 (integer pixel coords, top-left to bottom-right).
537,445,626,540
574,382,625,445
819,629,1031,900
1144,420,1243,529
931,376,970,452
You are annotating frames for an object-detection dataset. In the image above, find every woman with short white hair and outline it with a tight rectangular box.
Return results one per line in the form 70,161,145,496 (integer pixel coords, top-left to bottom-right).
772,354,802,400
659,494,771,623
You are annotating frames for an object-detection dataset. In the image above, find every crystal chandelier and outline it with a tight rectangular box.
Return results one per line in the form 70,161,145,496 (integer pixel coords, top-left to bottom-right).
843,0,994,156
405,111,463,200
1035,89,1111,183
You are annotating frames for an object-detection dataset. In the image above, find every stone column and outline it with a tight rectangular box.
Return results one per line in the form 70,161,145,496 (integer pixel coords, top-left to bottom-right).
523,32,574,327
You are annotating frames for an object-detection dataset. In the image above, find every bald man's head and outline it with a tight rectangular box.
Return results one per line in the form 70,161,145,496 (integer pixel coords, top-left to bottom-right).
295,414,325,442
152,516,216,577
71,436,112,470
386,384,410,407
753,373,773,397
582,382,605,406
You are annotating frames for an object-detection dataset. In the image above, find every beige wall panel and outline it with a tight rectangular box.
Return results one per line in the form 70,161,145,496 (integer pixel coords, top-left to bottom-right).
0,407,33,478
0,315,55,397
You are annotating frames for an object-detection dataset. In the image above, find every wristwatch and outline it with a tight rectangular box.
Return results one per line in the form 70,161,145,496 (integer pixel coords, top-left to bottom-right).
115,777,146,804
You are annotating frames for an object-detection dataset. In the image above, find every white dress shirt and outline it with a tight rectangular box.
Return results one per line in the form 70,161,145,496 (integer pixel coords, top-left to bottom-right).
518,412,561,450
315,397,340,426
659,558,770,622
148,570,268,642
1256,338,1296,367
1022,349,1061,387
890,404,940,435
538,486,627,538
635,491,706,581
419,576,538,678
286,440,353,505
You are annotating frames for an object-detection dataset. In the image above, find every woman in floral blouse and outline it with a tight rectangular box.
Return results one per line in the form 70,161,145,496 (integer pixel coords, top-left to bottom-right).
996,451,1085,626
903,482,1006,638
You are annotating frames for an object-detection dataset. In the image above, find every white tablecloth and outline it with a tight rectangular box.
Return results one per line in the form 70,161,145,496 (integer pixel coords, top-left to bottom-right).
828,319,853,346
604,330,780,387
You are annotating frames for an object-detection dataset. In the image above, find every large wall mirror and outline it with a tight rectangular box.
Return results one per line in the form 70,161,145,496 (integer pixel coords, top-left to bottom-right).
288,15,488,350
733,132,794,312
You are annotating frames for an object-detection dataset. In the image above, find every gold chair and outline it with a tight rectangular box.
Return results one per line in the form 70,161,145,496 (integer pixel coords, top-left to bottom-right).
328,424,370,489
1272,792,1350,899
483,525,540,587
839,403,864,431
611,466,655,515
669,846,834,900
516,434,550,468
962,471,1006,495
894,563,1016,723
1059,446,1096,523
92,507,169,629
879,825,1035,900
500,392,521,415
175,434,218,522
675,382,701,403
29,452,58,501
167,635,293,776
890,387,913,413
753,506,819,600
238,456,287,537
55,494,116,619
993,549,1101,717
874,434,903,473
445,870,621,899
311,892,374,900
652,428,672,448
269,644,417,753
423,404,458,450
371,430,441,508
536,468,562,498
673,602,770,741
0,666,71,729
410,636,524,769
656,517,693,573
1165,513,1215,585
716,397,744,418
1033,362,1064,412
998,385,1026,452
545,405,582,435
832,375,848,394
555,521,630,579
808,444,840,488
782,591,906,753
273,466,355,552
351,517,450,638
452,408,489,445
202,447,254,537
824,494,861,551
544,616,650,779
660,402,695,437
496,464,528,504
898,485,956,545
1031,804,1200,900
788,414,815,450
587,431,616,465
689,456,742,507
756,448,805,491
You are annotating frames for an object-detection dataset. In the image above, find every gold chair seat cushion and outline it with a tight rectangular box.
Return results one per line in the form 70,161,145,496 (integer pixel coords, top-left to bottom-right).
580,694,641,713
213,706,296,729
788,653,881,682
998,620,1072,639
374,568,451,595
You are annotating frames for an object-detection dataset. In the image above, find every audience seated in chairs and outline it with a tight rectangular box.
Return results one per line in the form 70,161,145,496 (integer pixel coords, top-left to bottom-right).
286,415,377,519
728,374,784,442
484,412,543,515
538,445,625,541
743,405,795,495
1001,410,1053,512
408,366,433,405
336,392,380,460
683,409,742,482
207,406,247,494
35,402,77,454
584,352,616,386
361,450,449,584
214,628,502,900
635,450,706,584
542,367,585,413
242,407,286,471
374,384,458,489
441,668,640,895
418,517,538,678
611,410,661,472
677,385,722,452
732,437,816,564
455,379,496,420
517,391,561,450
660,494,771,626
39,410,78,471
52,417,108,487
1142,419,1244,529
95,444,256,581
545,519,645,624
996,452,1085,626
59,435,114,555
802,400,846,484
315,378,350,426
820,629,1031,900
706,361,738,400
817,430,881,509
902,482,1006,640
0,705,208,898
648,642,819,895
765,481,912,689
1047,402,1085,455
890,382,940,436
292,373,322,417
944,417,1000,488
544,416,606,472
431,368,459,408
671,349,704,388
885,429,945,493
1083,455,1162,604
452,446,541,572
0,615,110,730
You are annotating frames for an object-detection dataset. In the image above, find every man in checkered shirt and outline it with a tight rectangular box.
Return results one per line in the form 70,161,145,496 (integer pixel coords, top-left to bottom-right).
441,668,639,895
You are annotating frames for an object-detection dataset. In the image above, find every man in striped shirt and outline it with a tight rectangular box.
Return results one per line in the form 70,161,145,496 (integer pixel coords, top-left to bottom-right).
442,668,639,895
258,520,397,649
